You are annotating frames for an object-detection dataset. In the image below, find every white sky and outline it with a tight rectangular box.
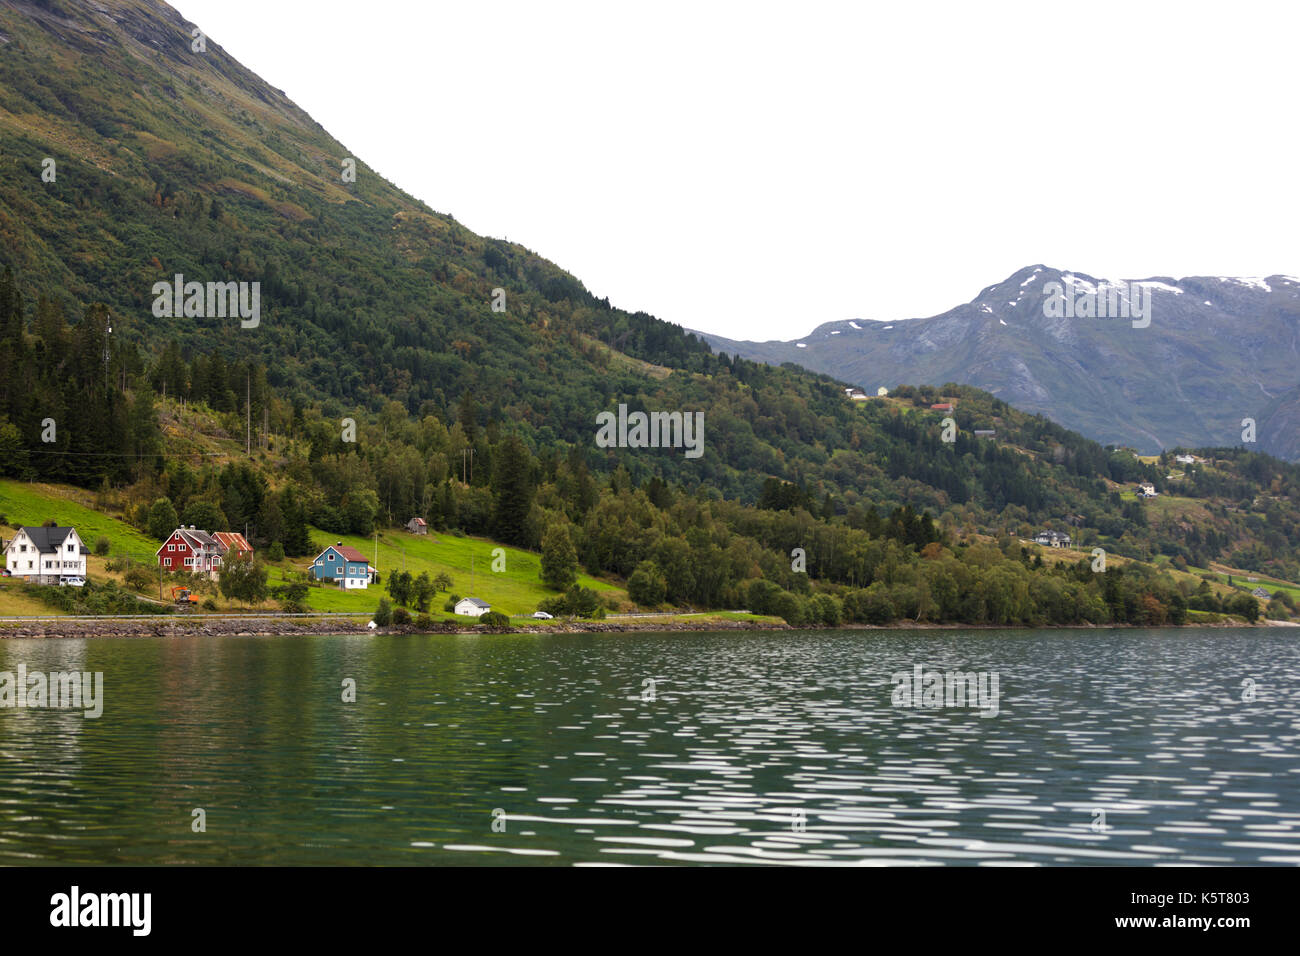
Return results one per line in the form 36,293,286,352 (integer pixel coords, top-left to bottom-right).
174,0,1299,341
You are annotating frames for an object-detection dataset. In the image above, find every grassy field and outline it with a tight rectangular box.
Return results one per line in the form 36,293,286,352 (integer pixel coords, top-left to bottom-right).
1191,563,1300,605
1,479,628,618
267,528,628,618
0,480,159,560
0,583,70,616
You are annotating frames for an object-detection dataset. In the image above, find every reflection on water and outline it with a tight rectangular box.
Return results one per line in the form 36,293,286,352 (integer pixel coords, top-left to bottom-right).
0,628,1297,865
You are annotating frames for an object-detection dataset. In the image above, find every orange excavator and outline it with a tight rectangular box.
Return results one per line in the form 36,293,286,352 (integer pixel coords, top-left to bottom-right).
171,586,197,610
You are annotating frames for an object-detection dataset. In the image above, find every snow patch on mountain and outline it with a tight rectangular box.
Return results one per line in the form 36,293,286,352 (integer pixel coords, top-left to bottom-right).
1221,277,1272,292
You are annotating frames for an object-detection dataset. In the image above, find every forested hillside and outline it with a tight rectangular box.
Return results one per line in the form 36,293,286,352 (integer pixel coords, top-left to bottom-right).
1,0,1297,627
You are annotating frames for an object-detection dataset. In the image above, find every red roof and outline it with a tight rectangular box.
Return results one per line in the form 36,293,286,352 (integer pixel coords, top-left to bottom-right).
410,517,427,526
335,545,368,563
214,532,252,553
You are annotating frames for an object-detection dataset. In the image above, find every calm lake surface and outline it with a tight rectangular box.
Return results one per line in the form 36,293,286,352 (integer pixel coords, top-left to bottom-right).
1,628,1297,866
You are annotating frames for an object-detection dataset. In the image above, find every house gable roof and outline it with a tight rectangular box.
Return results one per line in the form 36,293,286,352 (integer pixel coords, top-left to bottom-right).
315,544,369,563
16,526,77,554
155,527,218,557
458,597,490,608
213,532,252,553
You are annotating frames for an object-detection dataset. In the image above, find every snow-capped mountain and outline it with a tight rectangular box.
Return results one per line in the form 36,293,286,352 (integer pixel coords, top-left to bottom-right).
698,266,1300,460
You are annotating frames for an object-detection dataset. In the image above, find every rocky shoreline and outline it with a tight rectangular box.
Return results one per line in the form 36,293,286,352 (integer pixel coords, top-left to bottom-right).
0,615,1279,638
0,616,795,638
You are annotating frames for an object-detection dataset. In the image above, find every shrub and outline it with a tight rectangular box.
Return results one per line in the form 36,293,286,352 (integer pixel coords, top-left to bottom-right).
373,598,392,626
124,564,155,592
770,590,805,625
480,611,511,628
391,607,411,626
278,580,309,613
93,536,111,556
414,613,435,631
202,598,218,611
538,585,604,618
146,497,178,541
267,541,286,562
628,560,667,606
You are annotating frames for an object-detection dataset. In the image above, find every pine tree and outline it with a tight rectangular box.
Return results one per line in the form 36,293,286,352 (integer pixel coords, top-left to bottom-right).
541,524,579,591
492,433,535,546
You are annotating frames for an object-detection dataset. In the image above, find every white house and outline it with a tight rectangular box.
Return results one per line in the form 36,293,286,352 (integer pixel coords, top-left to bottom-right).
1174,454,1196,465
1137,482,1158,498
5,526,88,584
1033,530,1072,548
455,597,491,617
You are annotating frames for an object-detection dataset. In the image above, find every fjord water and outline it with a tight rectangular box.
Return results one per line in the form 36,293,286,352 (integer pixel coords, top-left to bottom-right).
0,629,1296,866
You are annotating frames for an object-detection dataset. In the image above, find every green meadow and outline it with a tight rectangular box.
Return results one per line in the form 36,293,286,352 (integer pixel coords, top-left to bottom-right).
0,480,159,559
1,478,627,618
272,528,626,618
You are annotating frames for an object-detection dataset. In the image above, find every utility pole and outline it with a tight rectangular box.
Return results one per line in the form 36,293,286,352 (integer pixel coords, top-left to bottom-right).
246,370,251,457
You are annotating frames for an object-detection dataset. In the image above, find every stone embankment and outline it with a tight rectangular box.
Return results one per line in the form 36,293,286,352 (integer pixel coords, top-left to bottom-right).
0,616,793,638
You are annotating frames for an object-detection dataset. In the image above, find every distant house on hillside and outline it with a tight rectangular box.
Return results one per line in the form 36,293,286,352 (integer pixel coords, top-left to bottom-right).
5,526,88,584
876,387,889,397
973,429,996,438
1251,586,1272,600
1174,454,1197,465
455,597,491,618
406,517,428,534
1137,482,1158,498
843,387,869,401
311,543,374,589
931,402,954,412
1034,530,1072,548
156,526,222,577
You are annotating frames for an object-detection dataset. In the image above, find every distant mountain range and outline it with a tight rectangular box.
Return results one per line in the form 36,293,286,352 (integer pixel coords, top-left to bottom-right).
698,266,1300,460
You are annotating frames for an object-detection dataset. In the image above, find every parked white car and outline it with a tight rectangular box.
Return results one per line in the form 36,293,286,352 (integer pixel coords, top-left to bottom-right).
531,611,554,619
59,576,86,587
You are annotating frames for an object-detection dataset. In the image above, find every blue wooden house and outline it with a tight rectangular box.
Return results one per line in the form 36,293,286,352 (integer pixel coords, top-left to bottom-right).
311,542,373,589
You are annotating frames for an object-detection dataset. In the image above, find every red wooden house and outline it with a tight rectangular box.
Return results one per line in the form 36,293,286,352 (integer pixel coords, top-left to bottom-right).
156,526,222,577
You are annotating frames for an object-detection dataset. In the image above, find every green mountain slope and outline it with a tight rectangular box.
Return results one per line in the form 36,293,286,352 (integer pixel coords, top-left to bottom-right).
0,0,1298,626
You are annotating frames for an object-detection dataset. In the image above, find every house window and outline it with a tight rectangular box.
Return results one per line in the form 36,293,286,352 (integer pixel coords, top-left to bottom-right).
164,558,171,567
67,543,74,552
168,544,175,551
19,544,25,552
336,566,343,574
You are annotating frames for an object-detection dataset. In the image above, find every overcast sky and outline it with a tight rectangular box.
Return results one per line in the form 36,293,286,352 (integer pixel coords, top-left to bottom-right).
175,0,1299,341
